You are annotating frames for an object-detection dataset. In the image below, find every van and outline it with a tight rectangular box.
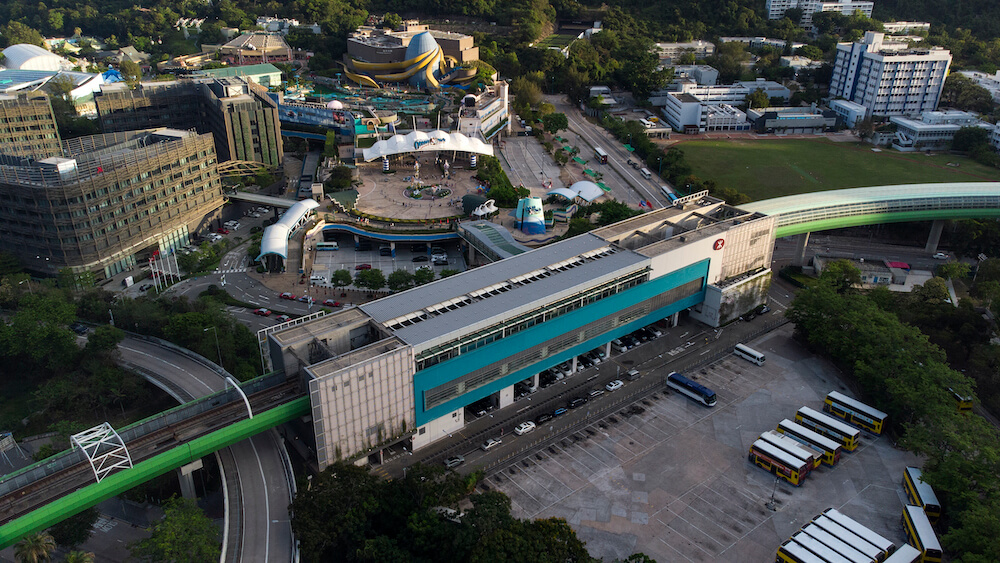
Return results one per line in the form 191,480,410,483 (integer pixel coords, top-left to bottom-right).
379,245,392,256
611,338,627,354
640,168,652,180
626,368,641,381
639,118,653,128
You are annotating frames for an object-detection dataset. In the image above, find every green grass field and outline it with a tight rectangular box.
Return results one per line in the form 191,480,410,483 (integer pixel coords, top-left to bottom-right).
534,34,576,49
678,139,1000,201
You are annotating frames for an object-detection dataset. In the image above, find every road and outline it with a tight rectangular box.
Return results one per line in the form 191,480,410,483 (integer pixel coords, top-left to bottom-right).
772,232,948,269
118,337,295,563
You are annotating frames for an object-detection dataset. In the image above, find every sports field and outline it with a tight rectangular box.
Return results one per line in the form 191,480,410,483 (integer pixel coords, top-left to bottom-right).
678,138,1000,201
534,34,575,49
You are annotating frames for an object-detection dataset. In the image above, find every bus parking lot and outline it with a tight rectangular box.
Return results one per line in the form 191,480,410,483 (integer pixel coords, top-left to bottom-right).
483,324,922,562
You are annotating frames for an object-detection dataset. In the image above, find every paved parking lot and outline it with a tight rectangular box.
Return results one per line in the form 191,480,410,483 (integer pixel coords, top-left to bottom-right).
484,325,920,562
311,235,466,285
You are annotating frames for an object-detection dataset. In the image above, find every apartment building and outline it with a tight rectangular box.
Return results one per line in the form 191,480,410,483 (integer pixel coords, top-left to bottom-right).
0,92,62,159
765,0,874,29
829,32,951,118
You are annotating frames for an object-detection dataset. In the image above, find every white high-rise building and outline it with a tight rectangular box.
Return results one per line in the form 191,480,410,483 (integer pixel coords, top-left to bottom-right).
829,32,951,118
765,0,874,29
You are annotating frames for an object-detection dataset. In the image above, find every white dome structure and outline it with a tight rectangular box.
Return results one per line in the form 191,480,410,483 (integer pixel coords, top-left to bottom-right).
1,44,71,71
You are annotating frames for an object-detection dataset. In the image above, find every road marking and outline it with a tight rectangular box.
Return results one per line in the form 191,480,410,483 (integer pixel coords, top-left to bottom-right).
119,345,215,393
248,437,271,563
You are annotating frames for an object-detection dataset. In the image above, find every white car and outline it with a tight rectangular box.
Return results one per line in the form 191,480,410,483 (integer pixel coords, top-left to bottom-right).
932,252,949,260
514,421,536,436
481,438,502,451
606,379,624,392
646,325,663,338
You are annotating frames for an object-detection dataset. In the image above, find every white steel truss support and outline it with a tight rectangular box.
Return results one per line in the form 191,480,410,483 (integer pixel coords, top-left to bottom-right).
71,423,134,483
225,377,254,419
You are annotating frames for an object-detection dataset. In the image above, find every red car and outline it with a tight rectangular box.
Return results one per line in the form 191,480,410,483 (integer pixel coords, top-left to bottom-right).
217,228,230,234
355,264,372,270
253,308,271,316
322,299,342,307
279,292,296,300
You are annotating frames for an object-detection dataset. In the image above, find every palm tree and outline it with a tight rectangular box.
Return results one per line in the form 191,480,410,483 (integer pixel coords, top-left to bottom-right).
63,551,96,563
14,532,56,563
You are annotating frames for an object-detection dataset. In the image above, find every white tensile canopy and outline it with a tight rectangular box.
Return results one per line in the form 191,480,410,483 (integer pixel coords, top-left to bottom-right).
361,130,494,162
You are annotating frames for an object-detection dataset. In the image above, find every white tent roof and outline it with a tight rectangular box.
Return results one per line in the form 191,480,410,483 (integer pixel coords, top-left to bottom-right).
257,199,320,260
569,180,604,202
546,187,579,201
362,130,495,162
2,44,70,71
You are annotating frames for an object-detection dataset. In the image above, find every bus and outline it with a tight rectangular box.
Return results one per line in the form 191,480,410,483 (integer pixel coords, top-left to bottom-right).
777,419,842,466
948,387,973,412
790,532,852,563
660,185,677,202
594,146,608,164
734,343,766,366
748,439,808,487
796,407,862,451
811,516,888,562
666,372,717,407
316,241,339,251
901,505,942,563
822,508,895,559
799,524,871,563
824,391,887,435
760,430,821,471
776,537,827,563
902,466,941,524
881,545,921,563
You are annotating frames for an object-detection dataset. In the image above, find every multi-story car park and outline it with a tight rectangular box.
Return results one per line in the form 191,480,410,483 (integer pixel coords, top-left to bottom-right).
0,128,223,279
266,192,776,469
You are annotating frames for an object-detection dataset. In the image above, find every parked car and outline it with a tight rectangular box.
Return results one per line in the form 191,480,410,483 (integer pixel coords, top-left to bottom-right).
646,325,663,338
556,362,573,377
933,252,949,260
552,407,568,417
443,455,465,469
605,379,624,392
625,334,641,348
760,305,771,314
586,351,602,364
578,356,595,370
69,322,89,336
322,299,342,307
568,397,588,409
216,228,230,234
514,421,536,436
536,413,553,424
626,368,641,381
297,296,311,303
139,284,153,292
253,308,272,316
480,438,502,451
588,388,605,398
355,264,372,270
275,315,291,322
412,255,429,262
279,292,295,300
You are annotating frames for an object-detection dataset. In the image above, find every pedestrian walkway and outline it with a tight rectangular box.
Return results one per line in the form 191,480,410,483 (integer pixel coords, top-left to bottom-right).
214,267,248,274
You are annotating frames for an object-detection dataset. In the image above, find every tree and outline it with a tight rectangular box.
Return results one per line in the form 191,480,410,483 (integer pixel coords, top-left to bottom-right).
330,269,352,289
324,166,353,192
0,22,45,48
819,260,863,293
413,267,435,286
510,76,542,110
383,13,403,30
439,269,459,278
542,112,569,134
291,463,383,562
386,269,414,292
63,551,96,563
795,45,824,60
119,60,142,84
745,88,769,109
937,262,971,280
14,532,56,563
853,118,875,139
354,269,386,291
48,507,99,548
952,126,991,152
129,497,220,562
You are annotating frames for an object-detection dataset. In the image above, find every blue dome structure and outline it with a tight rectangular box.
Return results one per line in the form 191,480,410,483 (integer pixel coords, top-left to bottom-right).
403,32,442,88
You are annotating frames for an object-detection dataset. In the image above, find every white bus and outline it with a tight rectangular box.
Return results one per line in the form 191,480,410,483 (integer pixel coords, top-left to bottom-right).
810,516,886,562
734,343,765,365
594,146,608,164
799,523,871,563
316,241,339,251
822,508,894,558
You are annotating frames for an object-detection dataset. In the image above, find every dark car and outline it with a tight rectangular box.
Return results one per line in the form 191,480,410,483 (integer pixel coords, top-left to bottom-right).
568,397,588,409
412,255,429,262
578,356,594,369
69,322,88,336
139,284,153,292
625,335,641,348
536,413,553,424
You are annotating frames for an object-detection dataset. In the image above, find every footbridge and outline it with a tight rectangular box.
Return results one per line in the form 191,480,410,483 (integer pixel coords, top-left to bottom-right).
0,372,309,550
741,182,1000,263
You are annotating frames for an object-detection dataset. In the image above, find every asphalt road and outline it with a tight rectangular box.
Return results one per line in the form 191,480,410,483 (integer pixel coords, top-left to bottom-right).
118,337,295,563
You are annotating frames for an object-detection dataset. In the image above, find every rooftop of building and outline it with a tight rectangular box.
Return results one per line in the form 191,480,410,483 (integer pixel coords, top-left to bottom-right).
192,63,281,78
0,69,102,92
305,336,408,380
221,32,291,51
267,307,370,350
349,25,471,48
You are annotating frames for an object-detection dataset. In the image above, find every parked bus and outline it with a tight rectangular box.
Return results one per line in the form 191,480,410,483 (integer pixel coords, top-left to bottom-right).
760,430,821,470
811,516,888,563
777,419,842,466
594,146,608,164
796,407,861,451
776,537,827,563
734,343,766,366
822,508,895,559
881,545,921,563
666,372,717,407
948,387,973,412
316,241,339,251
660,185,677,202
790,531,852,563
824,391,887,435
799,524,871,563
901,505,942,563
748,439,808,486
902,466,941,524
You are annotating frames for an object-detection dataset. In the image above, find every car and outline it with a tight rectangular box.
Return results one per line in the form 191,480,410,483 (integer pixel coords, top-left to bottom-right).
568,397,588,409
443,455,465,469
249,212,261,218
216,228,230,234
588,388,605,398
69,322,89,336
298,296,312,303
536,413,553,424
933,252,949,260
592,348,606,359
514,421,536,436
552,407,568,417
578,356,594,370
760,305,770,314
139,284,153,292
412,255,429,262
253,308,272,316
275,315,291,322
556,362,573,377
626,369,641,381
586,351,602,364
625,335,641,348
279,292,295,300
480,438,502,451
433,258,448,266
606,379,624,392
646,325,663,338
355,264,372,270
322,299,342,307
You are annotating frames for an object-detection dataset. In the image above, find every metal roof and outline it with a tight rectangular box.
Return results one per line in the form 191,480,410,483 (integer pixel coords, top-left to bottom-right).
257,199,319,260
741,183,1000,217
1,44,70,71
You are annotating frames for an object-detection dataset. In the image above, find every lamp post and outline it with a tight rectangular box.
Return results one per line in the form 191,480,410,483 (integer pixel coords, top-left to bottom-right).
204,326,223,369
18,279,33,295
658,157,663,177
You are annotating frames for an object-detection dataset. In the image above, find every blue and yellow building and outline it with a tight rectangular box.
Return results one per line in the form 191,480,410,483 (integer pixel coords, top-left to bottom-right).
344,21,479,89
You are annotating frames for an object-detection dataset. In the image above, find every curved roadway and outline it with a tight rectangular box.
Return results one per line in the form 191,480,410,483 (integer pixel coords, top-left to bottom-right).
118,337,295,563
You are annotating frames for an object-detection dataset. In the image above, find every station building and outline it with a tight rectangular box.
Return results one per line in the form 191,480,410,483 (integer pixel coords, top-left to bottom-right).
266,193,775,468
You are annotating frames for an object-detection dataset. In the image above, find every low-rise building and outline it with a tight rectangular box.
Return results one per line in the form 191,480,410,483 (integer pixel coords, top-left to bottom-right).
218,32,311,65
256,16,321,35
780,55,823,76
719,36,807,52
654,41,715,64
957,70,1000,103
1,44,73,72
748,106,837,134
456,81,511,141
830,99,868,128
889,110,990,151
0,69,105,116
192,63,283,88
669,65,719,86
882,21,931,34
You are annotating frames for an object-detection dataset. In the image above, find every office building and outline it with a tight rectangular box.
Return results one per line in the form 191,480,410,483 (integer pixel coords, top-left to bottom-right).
889,111,990,151
829,32,951,118
657,80,790,133
267,194,775,467
456,82,511,141
654,41,715,64
882,21,930,35
0,128,223,278
765,0,874,29
191,63,283,88
96,78,283,167
0,92,62,159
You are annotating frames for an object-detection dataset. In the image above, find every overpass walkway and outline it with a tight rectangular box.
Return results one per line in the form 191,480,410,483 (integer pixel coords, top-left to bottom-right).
226,191,299,209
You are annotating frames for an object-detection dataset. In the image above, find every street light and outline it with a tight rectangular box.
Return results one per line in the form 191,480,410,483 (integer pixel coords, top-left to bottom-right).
18,279,33,295
658,157,663,177
204,326,223,368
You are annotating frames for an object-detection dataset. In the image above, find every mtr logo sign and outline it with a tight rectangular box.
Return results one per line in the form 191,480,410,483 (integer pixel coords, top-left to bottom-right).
713,239,725,251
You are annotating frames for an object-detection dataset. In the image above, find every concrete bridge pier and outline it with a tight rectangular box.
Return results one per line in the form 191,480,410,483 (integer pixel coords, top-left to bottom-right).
467,243,476,265
925,220,945,252
793,232,811,267
670,311,680,327
177,459,203,500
